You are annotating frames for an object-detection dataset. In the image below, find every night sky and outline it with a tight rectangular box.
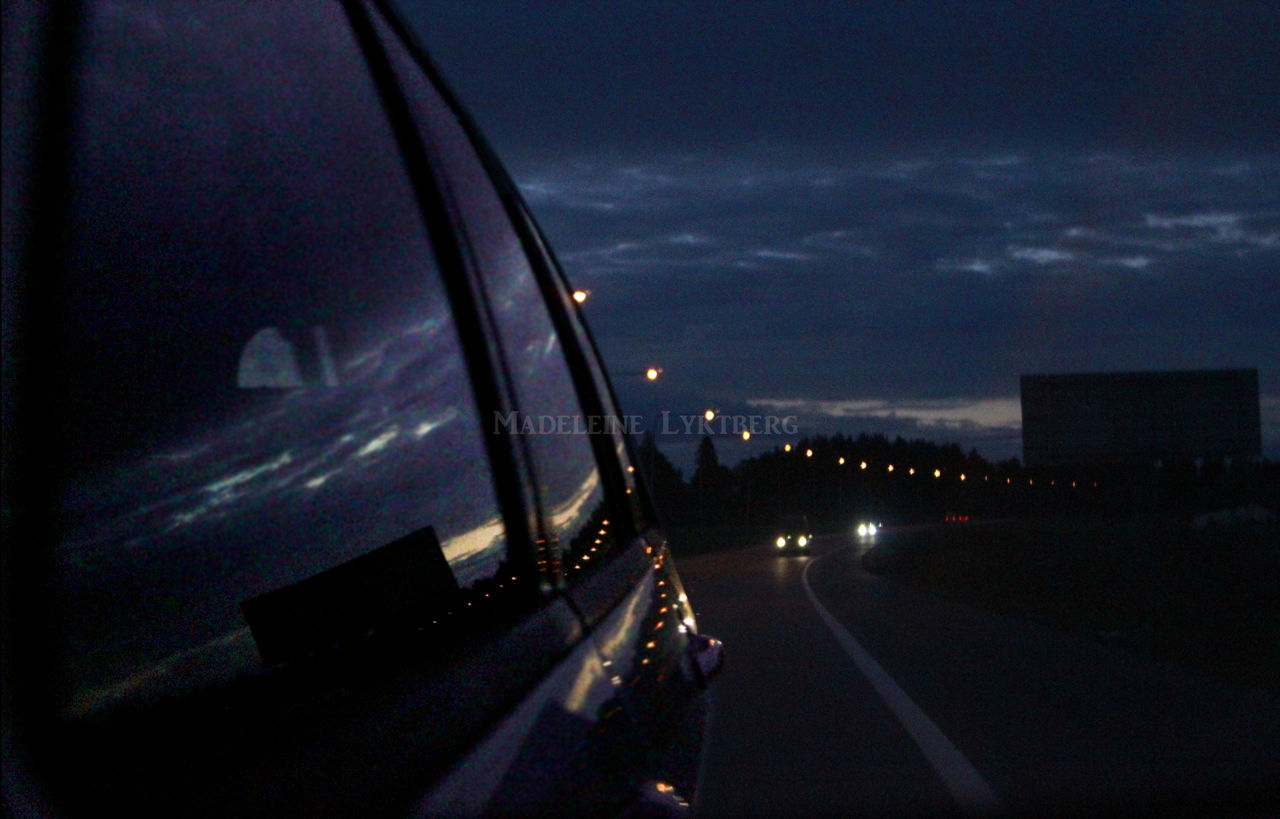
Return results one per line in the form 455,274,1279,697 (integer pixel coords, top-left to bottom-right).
400,1,1280,468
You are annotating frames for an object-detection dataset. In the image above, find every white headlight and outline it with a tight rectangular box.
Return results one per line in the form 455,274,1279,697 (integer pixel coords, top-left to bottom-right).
856,523,868,537
867,523,877,536
776,537,787,548
797,536,808,547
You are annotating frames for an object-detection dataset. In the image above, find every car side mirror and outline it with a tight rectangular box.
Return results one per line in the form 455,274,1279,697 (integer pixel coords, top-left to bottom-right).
688,633,724,687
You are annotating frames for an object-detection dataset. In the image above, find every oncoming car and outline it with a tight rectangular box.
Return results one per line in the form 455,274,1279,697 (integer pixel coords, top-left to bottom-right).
774,515,814,553
856,521,881,538
1,1,721,816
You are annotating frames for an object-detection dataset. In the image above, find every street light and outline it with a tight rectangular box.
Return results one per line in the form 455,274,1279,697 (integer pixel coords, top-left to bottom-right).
572,289,590,304
704,409,715,422
617,366,662,381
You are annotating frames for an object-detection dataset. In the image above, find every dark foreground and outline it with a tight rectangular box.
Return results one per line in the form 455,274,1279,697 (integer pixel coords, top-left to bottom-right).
677,529,1280,817
865,516,1280,694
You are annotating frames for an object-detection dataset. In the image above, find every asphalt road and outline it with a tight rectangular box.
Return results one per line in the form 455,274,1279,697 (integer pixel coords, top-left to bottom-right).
676,528,1280,817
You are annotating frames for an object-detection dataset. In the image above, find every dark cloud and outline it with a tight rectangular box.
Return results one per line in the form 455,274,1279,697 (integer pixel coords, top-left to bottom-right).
399,3,1280,466
521,150,1280,462
409,0,1280,156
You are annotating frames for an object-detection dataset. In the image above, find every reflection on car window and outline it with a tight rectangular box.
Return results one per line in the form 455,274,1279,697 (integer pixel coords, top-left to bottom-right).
533,218,653,535
372,13,625,588
51,0,508,714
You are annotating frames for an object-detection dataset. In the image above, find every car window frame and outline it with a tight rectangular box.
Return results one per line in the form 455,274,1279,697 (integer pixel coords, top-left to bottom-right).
361,0,652,587
340,0,544,592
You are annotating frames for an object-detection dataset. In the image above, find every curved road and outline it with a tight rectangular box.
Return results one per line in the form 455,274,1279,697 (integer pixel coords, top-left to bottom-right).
677,528,1280,817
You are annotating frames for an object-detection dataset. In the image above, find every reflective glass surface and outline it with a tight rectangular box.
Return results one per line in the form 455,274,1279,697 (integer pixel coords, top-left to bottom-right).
52,0,507,713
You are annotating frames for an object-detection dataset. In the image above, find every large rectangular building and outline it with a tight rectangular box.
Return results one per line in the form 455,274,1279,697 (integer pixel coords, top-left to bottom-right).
1020,369,1261,467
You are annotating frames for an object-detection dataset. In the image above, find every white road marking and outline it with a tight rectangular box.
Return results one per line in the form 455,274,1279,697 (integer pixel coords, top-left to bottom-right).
802,555,1005,815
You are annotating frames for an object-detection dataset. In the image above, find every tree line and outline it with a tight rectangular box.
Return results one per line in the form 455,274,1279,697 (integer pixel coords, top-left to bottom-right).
633,431,1280,529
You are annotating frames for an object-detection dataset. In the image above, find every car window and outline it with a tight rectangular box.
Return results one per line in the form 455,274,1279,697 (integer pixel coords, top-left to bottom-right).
49,0,510,714
520,201,656,536
368,9,632,590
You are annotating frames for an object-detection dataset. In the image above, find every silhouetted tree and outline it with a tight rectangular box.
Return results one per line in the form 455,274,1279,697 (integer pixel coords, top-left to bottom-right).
691,436,734,524
635,431,692,523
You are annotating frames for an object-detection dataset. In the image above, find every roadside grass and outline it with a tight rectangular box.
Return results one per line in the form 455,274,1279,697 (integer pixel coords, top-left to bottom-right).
866,517,1280,693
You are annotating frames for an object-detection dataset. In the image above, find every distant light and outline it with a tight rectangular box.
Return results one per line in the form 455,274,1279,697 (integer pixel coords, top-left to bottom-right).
805,449,813,458
645,367,661,381
572,289,589,303
934,469,942,478
887,464,894,472
776,537,787,548
742,430,751,441
909,468,916,475
784,444,792,452
838,457,845,465
960,473,966,481
860,461,867,470
704,409,715,422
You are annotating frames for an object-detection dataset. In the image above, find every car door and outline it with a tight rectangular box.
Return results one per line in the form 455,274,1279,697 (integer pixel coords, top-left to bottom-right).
2,1,708,815
357,5,718,811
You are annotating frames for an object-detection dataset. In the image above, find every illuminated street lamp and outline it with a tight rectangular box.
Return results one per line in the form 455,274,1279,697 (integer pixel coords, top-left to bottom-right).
742,430,751,441
704,409,715,422
838,457,845,465
784,444,792,452
934,469,942,478
860,461,867,470
572,289,590,304
805,448,813,458
620,366,663,381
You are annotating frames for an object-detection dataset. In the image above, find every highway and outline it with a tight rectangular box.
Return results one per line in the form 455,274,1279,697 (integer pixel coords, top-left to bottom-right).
676,528,1280,817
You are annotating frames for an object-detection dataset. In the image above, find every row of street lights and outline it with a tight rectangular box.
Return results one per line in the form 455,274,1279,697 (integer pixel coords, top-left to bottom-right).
774,444,1102,489
600,340,1093,492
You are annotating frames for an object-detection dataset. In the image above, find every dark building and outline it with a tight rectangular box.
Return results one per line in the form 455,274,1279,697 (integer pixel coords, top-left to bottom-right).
1020,369,1261,467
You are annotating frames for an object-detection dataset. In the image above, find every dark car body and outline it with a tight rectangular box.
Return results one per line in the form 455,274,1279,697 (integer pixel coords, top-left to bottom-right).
1,1,719,815
773,514,814,553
